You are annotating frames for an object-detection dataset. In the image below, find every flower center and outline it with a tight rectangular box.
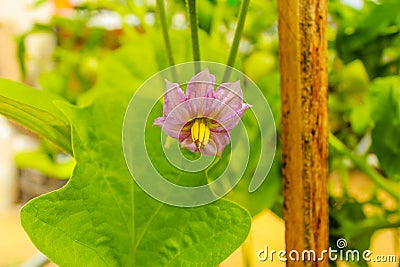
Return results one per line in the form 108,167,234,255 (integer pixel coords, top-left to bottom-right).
191,118,211,149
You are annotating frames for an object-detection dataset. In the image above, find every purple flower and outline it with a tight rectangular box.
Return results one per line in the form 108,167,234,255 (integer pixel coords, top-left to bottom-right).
154,68,251,157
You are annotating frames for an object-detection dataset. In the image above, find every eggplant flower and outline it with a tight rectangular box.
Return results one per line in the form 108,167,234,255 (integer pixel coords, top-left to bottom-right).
154,69,251,157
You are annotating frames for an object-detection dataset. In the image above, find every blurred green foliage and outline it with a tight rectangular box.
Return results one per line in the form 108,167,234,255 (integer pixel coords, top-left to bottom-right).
329,0,400,265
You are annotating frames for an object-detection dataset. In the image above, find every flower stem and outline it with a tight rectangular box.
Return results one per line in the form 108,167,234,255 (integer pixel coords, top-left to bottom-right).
156,0,177,80
330,216,400,237
224,0,250,80
329,133,400,202
186,0,201,72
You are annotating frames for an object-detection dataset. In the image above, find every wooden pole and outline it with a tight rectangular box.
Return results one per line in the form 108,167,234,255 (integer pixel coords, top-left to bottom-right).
278,0,329,266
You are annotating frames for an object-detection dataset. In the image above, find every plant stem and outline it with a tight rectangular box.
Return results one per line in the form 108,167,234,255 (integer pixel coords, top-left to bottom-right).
156,0,177,80
329,133,400,202
186,0,200,72
339,160,350,196
224,0,250,80
330,216,400,237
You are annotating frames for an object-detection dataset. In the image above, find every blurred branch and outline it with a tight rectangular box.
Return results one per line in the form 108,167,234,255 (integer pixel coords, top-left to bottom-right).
331,216,400,238
224,0,250,81
186,0,200,71
339,159,351,196
226,0,250,68
156,0,177,80
329,133,400,202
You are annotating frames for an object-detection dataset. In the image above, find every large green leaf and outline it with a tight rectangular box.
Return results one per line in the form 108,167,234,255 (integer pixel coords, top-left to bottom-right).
0,79,71,154
20,44,251,266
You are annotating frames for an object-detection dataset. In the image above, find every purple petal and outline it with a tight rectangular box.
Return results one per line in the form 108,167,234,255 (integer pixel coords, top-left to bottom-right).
185,97,221,118
153,117,165,127
168,97,225,122
167,101,196,124
159,100,196,139
154,116,185,139
178,130,191,143
200,142,217,156
181,97,250,131
163,80,186,116
215,81,243,111
209,131,230,157
213,103,252,131
160,118,188,139
180,135,198,153
186,68,215,99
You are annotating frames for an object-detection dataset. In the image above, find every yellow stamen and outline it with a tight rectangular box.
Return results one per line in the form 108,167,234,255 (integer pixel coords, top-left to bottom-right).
191,120,199,143
203,125,210,147
199,121,206,142
190,118,211,149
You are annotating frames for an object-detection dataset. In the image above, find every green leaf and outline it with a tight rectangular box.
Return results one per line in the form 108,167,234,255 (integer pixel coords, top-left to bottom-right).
0,78,72,154
349,104,371,135
21,45,251,266
224,156,281,216
369,77,400,180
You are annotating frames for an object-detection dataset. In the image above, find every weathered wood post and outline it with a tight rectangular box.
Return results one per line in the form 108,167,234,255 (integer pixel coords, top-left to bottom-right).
278,0,329,266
